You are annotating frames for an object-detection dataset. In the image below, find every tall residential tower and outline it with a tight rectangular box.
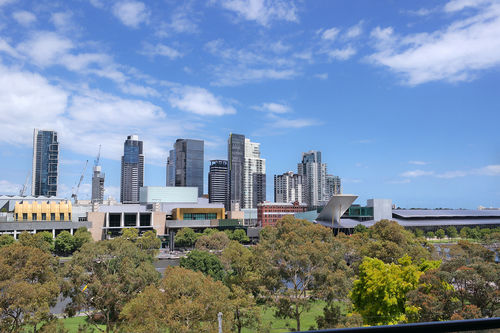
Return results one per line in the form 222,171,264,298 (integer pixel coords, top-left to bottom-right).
228,133,245,209
208,160,228,206
274,171,303,204
298,150,327,207
120,135,144,203
32,129,59,196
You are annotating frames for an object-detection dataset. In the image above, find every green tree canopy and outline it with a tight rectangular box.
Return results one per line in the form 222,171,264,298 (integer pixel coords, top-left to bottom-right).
435,229,446,239
121,266,233,333
0,234,15,248
136,230,161,256
225,229,250,243
174,227,199,248
63,238,160,332
180,249,225,281
55,230,75,256
18,231,53,252
195,231,230,251
445,226,458,238
350,255,431,325
121,227,139,241
353,224,368,234
255,216,351,331
0,243,60,332
73,227,93,251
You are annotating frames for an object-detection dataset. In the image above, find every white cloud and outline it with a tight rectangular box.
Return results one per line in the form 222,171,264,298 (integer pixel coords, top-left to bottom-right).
140,43,182,59
253,102,290,114
17,31,74,67
0,38,19,58
0,0,16,7
119,82,159,97
211,66,298,86
400,170,435,177
268,114,319,129
0,65,68,145
435,170,468,178
217,0,298,26
409,160,428,165
327,46,356,60
474,164,500,176
314,73,328,80
0,180,21,194
369,1,500,85
50,12,73,31
345,21,363,39
169,86,236,116
112,1,149,28
321,27,340,41
12,11,36,26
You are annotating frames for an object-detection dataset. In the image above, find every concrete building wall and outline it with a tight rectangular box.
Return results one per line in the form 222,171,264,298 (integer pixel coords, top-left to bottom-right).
367,199,393,222
87,211,106,241
140,186,198,204
152,211,166,235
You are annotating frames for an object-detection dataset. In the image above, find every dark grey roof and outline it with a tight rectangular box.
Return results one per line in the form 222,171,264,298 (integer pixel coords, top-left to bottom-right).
315,218,500,229
393,209,500,219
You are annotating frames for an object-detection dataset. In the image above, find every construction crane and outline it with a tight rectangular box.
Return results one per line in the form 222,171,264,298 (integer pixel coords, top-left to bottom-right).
94,144,101,168
72,160,88,204
19,173,30,196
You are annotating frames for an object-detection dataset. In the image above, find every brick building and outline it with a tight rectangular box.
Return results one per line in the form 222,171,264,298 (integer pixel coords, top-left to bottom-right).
257,201,308,227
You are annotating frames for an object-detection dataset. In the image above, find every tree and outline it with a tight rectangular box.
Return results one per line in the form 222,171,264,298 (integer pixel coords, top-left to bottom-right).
18,231,53,252
353,224,368,234
174,227,199,248
121,267,233,333
226,229,250,243
121,227,139,241
445,226,458,238
362,220,432,264
73,227,93,251
137,230,161,256
0,243,60,332
350,255,428,325
413,229,424,238
460,227,470,239
221,241,261,333
195,231,230,251
435,229,445,239
63,238,160,332
426,231,435,239
255,216,351,331
55,231,75,256
0,234,14,248
180,249,225,281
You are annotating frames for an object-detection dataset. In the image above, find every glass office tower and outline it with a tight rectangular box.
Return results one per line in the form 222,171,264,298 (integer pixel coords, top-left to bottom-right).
120,135,144,203
32,129,59,196
174,139,204,197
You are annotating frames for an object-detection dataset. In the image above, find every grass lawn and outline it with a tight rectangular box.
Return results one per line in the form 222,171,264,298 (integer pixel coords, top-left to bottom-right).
242,301,327,332
426,237,480,244
62,301,328,333
62,316,106,332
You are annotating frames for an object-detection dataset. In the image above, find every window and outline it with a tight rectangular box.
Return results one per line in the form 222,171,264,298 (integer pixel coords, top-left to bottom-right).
68,213,71,220
15,213,18,221
23,213,27,221
32,213,37,221
51,213,55,221
60,213,64,221
42,213,46,221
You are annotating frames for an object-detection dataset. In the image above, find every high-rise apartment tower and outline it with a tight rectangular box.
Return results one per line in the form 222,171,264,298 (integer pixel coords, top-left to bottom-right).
120,135,144,203
32,129,59,196
174,139,204,197
228,133,245,209
165,149,175,187
274,171,303,204
297,150,327,207
208,160,228,206
91,166,105,203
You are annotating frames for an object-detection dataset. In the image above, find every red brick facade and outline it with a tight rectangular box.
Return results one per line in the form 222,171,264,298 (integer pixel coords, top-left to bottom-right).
258,201,308,227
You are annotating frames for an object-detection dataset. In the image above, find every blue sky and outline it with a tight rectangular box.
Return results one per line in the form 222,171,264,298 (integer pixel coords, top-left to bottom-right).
0,0,499,208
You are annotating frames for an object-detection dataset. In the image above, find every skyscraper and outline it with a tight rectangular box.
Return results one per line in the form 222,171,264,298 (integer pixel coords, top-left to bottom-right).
325,174,342,198
166,149,175,186
208,160,228,206
174,139,204,197
243,138,266,208
228,133,245,209
91,166,105,203
297,150,327,207
274,171,303,203
120,135,144,204
32,129,59,196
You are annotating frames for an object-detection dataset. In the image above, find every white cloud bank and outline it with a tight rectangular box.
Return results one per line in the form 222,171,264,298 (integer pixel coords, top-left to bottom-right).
112,1,149,28
169,86,236,116
369,0,500,85
216,0,298,26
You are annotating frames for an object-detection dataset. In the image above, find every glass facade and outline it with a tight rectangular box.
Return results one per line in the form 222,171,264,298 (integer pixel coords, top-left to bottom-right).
183,213,217,220
174,139,204,197
228,134,245,210
32,129,59,196
120,135,144,203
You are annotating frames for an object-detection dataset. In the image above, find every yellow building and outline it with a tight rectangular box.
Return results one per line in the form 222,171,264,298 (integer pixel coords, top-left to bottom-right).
171,207,225,221
14,200,72,222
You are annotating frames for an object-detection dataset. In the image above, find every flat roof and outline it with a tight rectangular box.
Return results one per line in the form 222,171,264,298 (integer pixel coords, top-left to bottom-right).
393,209,500,218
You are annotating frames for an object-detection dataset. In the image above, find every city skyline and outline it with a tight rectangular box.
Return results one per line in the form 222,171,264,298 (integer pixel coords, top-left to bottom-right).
0,0,499,208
